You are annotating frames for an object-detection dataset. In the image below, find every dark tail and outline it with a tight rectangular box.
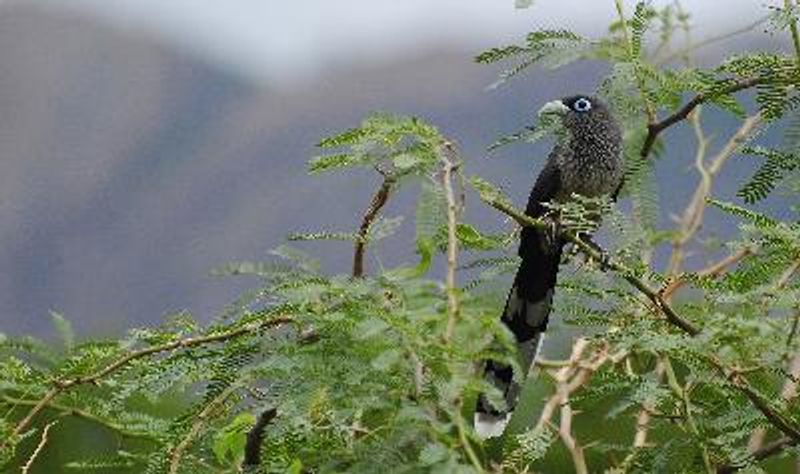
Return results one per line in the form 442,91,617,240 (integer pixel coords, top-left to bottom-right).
475,227,563,436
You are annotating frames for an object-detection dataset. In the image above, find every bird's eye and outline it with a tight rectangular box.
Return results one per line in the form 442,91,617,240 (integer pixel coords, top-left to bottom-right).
573,98,592,112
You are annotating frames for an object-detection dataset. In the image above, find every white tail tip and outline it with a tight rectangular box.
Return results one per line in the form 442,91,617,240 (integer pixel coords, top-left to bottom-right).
474,412,510,439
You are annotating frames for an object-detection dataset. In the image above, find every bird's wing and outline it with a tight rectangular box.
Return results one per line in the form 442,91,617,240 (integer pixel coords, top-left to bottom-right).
475,155,565,438
523,152,562,219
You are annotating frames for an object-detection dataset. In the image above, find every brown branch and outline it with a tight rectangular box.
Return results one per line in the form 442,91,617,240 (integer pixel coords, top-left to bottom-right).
714,358,800,442
1,395,158,441
534,339,613,474
1,316,293,452
632,358,666,448
169,383,240,474
352,175,396,278
777,257,800,289
20,420,57,474
661,247,753,300
440,141,462,343
640,77,764,159
480,193,701,335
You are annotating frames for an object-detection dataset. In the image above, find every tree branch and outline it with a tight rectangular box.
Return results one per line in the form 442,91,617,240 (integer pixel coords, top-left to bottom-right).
20,421,57,474
440,141,462,343
1,395,158,441
478,191,701,335
169,383,240,474
661,247,754,300
2,316,293,452
477,187,800,444
640,77,763,159
352,175,396,278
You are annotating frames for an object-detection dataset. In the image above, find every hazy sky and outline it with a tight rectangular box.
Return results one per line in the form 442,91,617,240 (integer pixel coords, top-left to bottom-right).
31,0,775,85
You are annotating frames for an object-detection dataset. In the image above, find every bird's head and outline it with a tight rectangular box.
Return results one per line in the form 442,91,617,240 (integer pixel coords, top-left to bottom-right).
537,95,620,145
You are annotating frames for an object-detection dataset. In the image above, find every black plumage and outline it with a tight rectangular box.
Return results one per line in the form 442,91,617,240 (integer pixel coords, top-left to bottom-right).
475,95,623,438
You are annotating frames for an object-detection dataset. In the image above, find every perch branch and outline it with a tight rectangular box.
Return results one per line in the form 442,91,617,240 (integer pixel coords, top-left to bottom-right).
479,192,700,335
478,189,800,444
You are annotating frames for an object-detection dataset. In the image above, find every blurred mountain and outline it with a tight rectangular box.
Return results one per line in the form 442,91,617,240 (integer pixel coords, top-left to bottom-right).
0,6,790,337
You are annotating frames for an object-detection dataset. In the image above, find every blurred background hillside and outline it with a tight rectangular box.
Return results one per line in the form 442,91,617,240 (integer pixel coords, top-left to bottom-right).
0,0,790,338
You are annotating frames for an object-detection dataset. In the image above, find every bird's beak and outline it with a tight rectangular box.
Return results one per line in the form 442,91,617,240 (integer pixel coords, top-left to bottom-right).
537,100,569,117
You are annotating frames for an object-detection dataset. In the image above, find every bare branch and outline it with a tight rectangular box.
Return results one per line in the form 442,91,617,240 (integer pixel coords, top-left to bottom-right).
169,384,240,474
640,77,763,159
632,358,666,448
661,247,754,300
20,421,57,474
533,339,614,474
353,175,396,278
441,141,462,343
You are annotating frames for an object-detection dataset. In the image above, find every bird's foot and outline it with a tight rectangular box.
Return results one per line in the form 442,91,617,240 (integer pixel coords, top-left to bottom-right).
577,233,612,271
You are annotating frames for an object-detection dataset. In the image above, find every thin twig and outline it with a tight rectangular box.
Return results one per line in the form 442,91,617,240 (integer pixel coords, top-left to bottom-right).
656,14,771,65
534,339,612,474
352,175,396,278
632,358,666,448
1,316,293,452
661,248,754,300
20,421,58,474
663,357,714,473
169,384,240,474
776,257,800,289
640,77,764,159
441,141,462,343
1,395,158,441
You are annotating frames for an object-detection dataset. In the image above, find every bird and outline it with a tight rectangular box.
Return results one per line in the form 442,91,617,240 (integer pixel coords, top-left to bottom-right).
474,95,624,439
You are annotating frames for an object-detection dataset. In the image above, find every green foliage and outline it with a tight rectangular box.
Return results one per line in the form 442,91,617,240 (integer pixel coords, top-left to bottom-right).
475,29,588,88
3,1,800,473
737,146,800,203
